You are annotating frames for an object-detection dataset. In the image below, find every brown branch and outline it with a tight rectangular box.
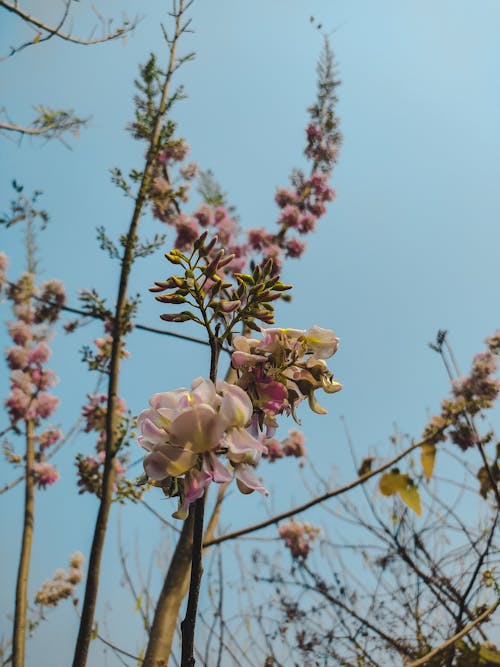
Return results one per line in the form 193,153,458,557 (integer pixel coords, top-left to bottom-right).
0,0,139,57
71,2,190,663
405,600,500,667
204,438,425,547
12,419,35,667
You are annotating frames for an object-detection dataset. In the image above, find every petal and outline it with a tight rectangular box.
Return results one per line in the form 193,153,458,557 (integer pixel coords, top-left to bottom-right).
305,325,339,359
231,351,266,369
170,404,225,453
202,452,233,483
190,377,217,406
138,416,167,446
144,444,197,479
234,463,268,496
225,427,267,463
218,383,253,428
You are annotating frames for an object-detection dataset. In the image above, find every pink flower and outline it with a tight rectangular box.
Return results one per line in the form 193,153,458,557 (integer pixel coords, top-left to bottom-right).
285,238,306,258
29,342,51,365
35,393,59,419
138,377,268,517
6,346,29,370
33,462,59,489
262,437,283,463
278,520,320,560
282,429,307,458
275,188,299,208
37,428,62,451
174,215,200,250
8,321,32,345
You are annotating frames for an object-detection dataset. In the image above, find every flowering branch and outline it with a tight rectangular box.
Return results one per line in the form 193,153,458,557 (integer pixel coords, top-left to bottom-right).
72,2,194,664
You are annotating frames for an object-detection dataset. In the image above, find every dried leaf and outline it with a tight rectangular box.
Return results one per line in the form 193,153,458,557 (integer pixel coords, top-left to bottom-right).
398,484,422,516
379,470,408,496
421,443,436,481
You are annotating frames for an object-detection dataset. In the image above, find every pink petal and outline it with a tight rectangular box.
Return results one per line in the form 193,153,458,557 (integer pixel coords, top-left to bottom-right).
144,444,197,479
234,463,268,496
218,383,253,428
202,452,233,483
170,405,224,453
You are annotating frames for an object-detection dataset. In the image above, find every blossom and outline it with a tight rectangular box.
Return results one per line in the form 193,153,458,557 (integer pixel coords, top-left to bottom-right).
138,377,268,517
232,326,341,424
278,520,320,560
33,462,59,489
282,429,307,458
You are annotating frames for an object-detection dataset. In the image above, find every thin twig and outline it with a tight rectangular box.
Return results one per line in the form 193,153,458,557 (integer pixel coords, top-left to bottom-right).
405,600,500,667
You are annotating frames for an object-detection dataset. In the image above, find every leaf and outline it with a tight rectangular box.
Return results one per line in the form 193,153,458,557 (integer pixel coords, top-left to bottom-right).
479,645,500,664
134,595,142,612
379,470,422,516
398,484,422,516
379,470,408,496
421,443,436,481
357,457,374,477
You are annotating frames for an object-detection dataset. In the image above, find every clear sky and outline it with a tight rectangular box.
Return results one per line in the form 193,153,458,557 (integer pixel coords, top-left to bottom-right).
1,1,500,664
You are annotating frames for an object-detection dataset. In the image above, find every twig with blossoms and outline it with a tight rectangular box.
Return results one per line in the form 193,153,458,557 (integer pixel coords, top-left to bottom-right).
138,235,342,665
72,3,196,664
138,34,343,667
0,253,66,667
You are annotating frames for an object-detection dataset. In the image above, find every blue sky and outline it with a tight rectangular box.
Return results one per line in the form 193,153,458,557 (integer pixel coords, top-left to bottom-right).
1,1,500,664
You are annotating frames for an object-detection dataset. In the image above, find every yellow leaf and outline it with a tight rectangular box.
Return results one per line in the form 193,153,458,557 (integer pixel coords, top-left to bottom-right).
479,645,500,664
379,471,409,496
421,443,436,481
33,32,42,44
135,595,142,612
398,484,422,516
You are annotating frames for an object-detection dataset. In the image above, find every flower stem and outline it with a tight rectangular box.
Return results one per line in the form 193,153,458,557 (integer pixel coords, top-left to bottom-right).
12,419,35,667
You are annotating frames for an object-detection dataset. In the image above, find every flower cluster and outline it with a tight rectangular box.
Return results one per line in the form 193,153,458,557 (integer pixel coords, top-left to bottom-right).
232,326,342,428
423,346,500,453
33,462,59,489
138,327,341,518
76,394,128,495
34,552,84,607
278,520,321,560
2,260,65,487
262,429,307,463
148,40,341,283
139,377,268,519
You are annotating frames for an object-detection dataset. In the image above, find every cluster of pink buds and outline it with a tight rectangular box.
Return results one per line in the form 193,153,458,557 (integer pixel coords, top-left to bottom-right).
33,462,60,489
34,552,84,607
423,342,500,454
2,257,65,487
262,429,307,463
278,520,321,560
77,394,128,494
232,325,342,428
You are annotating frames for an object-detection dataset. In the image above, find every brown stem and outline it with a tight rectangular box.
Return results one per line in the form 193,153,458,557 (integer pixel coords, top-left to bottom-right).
71,5,188,665
180,495,206,666
204,437,426,547
12,419,35,667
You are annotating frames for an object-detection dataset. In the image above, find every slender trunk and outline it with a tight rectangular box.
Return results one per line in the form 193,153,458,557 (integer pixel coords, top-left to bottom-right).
12,419,35,667
72,6,187,664
180,495,205,666
142,475,228,667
